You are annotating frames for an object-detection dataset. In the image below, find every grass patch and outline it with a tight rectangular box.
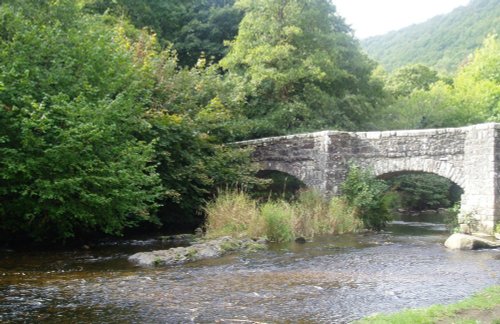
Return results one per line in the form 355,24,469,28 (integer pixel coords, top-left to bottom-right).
327,197,363,234
260,201,294,242
204,190,259,238
357,286,500,324
205,189,363,242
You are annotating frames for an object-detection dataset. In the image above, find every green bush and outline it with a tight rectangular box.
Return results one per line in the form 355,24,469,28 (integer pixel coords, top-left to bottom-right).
0,0,162,241
341,165,393,231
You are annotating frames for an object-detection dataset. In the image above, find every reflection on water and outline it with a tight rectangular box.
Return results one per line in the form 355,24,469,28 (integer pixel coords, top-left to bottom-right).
1,217,499,323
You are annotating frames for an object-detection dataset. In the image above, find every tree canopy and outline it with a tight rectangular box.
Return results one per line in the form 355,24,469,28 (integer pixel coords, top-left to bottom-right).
0,0,162,241
220,0,384,137
374,35,500,130
86,0,243,67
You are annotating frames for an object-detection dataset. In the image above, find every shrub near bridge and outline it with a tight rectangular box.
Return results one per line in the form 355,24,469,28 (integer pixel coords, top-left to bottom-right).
341,165,393,231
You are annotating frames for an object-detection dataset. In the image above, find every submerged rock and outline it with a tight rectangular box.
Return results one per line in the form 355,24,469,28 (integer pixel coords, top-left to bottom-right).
444,233,500,250
129,236,266,266
160,234,197,245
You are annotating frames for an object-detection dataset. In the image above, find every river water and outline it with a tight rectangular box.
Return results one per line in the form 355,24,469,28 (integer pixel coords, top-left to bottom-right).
1,217,499,323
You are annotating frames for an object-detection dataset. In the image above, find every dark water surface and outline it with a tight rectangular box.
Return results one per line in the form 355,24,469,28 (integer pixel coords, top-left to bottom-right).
1,217,499,323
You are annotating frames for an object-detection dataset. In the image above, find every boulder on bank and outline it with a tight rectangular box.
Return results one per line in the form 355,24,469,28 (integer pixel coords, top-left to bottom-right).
129,236,266,266
444,233,500,250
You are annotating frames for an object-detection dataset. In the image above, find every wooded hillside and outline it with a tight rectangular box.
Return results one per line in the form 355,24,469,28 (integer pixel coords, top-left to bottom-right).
361,0,499,73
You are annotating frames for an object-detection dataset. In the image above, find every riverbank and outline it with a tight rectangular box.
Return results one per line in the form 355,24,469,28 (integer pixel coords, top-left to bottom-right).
357,286,500,323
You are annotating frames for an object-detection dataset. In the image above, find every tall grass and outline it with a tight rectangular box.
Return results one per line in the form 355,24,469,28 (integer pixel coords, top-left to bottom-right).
204,190,259,238
205,189,363,242
292,189,329,238
327,197,363,234
260,201,294,242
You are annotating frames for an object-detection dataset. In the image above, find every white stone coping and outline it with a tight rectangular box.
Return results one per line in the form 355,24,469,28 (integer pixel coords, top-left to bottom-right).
234,123,500,146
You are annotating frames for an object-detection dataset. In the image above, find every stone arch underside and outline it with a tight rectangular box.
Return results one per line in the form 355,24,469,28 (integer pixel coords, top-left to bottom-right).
257,161,319,189
366,158,465,189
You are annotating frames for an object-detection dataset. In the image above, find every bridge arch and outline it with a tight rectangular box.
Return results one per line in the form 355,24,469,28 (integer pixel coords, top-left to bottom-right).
256,169,306,200
256,163,307,188
368,159,465,189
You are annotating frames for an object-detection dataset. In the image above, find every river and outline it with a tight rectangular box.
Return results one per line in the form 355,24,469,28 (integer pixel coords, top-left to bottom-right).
1,216,499,323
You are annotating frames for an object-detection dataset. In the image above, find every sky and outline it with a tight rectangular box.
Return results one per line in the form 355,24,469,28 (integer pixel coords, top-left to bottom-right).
333,0,471,39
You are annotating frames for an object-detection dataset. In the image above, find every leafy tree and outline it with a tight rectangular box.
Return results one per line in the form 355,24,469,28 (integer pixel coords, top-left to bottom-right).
173,0,244,67
149,53,249,142
86,0,243,67
147,111,260,228
145,50,261,228
385,64,441,97
83,1,262,231
0,0,162,241
454,34,500,121
374,35,500,130
85,0,189,42
220,0,384,137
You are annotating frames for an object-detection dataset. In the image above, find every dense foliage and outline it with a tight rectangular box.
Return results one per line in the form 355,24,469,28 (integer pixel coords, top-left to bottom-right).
0,0,162,241
145,51,262,227
362,0,500,73
86,0,243,67
385,64,442,98
374,35,500,130
387,174,460,211
0,0,258,242
219,0,385,138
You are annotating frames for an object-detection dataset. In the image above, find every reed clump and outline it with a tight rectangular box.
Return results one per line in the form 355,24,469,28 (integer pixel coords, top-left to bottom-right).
204,190,259,238
204,189,363,242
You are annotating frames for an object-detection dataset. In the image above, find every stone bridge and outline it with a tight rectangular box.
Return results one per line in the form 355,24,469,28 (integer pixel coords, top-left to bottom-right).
237,123,500,233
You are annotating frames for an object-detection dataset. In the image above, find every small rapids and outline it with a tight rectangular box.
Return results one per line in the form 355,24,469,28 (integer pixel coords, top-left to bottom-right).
1,218,499,323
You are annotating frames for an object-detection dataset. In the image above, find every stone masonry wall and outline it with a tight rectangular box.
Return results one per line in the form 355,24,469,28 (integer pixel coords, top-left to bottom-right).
248,131,330,192
460,123,500,232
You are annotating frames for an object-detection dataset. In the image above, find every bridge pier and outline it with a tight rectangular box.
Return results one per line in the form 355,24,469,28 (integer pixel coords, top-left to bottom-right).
459,123,500,233
239,123,500,234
